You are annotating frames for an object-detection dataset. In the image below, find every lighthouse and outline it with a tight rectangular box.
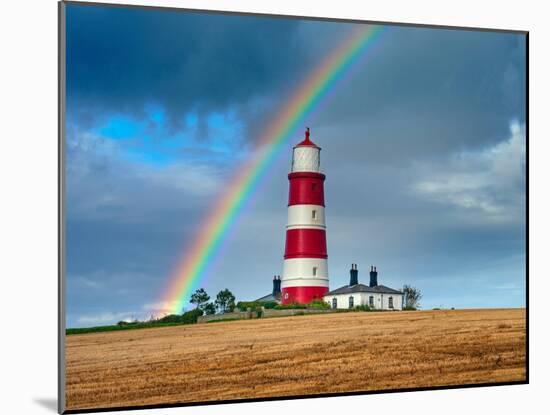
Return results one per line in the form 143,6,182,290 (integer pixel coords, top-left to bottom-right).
281,128,329,304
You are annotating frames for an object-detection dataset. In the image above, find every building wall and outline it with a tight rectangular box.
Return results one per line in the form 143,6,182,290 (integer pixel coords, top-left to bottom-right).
197,308,338,323
197,310,251,323
323,292,403,310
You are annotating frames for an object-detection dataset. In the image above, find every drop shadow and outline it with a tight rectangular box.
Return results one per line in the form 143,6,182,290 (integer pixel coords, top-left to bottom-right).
34,398,58,413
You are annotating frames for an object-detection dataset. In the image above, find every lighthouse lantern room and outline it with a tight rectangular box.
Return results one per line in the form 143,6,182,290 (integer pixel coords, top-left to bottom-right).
281,128,329,304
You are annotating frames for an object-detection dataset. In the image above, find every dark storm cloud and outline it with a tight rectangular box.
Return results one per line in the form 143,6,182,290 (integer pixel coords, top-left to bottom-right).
313,26,526,162
66,3,308,132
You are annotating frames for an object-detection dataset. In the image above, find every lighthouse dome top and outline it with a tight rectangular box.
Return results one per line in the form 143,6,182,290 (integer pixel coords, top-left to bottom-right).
295,127,320,149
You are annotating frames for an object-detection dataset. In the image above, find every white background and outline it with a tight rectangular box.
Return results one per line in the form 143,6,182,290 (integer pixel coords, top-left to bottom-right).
0,0,546,414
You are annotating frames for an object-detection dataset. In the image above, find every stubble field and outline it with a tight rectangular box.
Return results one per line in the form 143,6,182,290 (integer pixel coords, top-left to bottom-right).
65,308,526,410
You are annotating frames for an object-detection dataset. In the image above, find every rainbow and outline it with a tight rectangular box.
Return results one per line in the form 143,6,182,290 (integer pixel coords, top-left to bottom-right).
161,24,385,314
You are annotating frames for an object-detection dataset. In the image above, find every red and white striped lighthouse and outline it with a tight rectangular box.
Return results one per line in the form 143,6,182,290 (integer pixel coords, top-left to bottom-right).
281,128,329,304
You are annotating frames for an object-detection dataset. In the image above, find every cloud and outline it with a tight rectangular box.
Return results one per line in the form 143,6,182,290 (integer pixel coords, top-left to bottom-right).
315,27,526,164
66,3,311,136
412,120,525,222
72,276,103,289
494,282,520,290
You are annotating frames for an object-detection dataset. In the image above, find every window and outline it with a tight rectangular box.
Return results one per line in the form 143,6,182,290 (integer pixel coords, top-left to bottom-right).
389,296,394,309
312,210,317,220
332,298,337,309
369,296,374,307
312,266,317,276
311,183,317,191
349,296,354,308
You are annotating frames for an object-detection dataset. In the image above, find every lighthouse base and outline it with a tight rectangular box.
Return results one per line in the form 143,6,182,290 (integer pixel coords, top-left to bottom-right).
281,286,328,305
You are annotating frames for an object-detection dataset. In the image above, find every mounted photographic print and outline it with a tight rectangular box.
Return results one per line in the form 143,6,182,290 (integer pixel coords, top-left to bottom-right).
59,1,528,413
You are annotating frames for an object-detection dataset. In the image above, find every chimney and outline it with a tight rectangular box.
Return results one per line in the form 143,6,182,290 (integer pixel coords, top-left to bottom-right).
272,275,281,296
369,266,378,287
349,263,358,286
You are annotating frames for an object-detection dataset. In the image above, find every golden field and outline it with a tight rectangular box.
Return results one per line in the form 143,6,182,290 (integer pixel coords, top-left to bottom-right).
65,308,526,410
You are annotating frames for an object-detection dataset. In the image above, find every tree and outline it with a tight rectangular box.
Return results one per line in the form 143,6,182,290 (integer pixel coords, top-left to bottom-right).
215,289,236,314
203,302,216,315
403,285,422,309
190,288,210,311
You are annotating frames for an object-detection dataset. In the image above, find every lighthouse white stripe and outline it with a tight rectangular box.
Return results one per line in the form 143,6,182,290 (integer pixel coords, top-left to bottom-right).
282,258,328,280
287,204,325,229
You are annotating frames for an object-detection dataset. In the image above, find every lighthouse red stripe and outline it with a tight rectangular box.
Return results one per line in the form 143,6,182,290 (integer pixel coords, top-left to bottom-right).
284,228,327,259
281,286,328,304
288,172,325,206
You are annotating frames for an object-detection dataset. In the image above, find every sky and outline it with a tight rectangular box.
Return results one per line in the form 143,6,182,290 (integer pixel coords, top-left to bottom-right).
64,3,527,327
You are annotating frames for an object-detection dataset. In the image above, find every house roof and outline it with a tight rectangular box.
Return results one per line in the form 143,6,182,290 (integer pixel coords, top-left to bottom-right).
325,283,403,296
255,292,281,302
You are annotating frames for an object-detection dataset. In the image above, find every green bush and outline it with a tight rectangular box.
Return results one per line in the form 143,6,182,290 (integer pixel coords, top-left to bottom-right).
157,308,204,324
274,303,307,310
236,301,262,311
308,300,331,310
235,301,280,311
116,320,140,326
157,314,182,324
403,305,417,311
354,304,372,312
181,308,204,323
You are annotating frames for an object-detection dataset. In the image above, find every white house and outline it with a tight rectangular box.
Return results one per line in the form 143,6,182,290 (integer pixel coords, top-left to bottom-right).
323,264,403,310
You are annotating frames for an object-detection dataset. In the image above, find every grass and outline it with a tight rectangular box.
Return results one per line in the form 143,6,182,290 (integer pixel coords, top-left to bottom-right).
66,321,190,335
65,308,526,411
